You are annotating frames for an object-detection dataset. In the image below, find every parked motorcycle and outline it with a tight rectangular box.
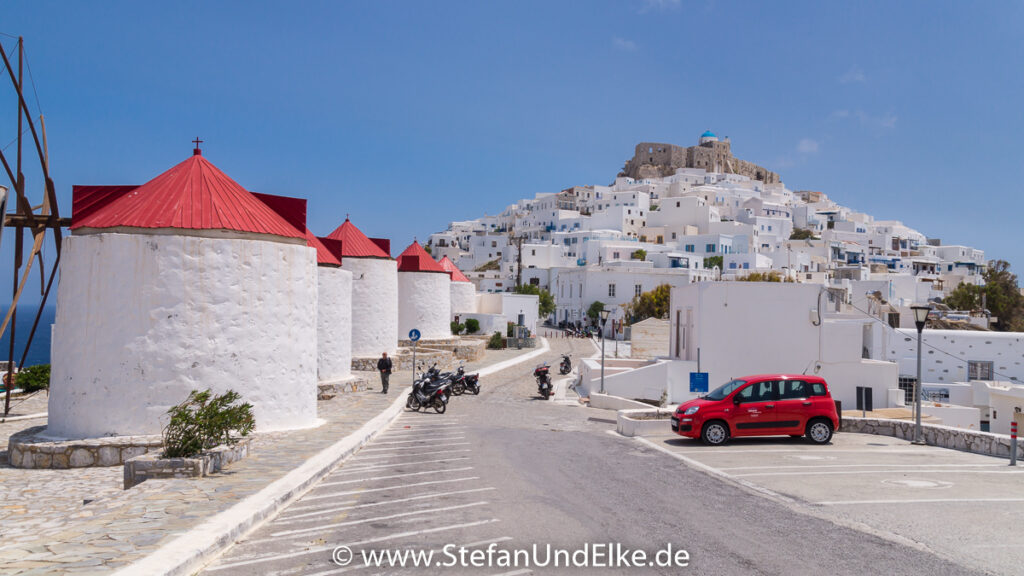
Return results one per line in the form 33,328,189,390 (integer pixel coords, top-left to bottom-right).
450,365,481,396
534,363,552,399
407,364,451,413
559,354,572,375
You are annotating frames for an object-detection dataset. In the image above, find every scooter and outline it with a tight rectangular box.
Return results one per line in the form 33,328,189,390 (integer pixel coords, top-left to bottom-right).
559,354,572,375
534,363,552,399
407,364,451,413
450,365,481,396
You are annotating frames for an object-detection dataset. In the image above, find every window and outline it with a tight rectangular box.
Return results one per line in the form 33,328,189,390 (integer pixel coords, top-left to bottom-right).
778,380,808,400
729,262,737,269
809,382,828,397
968,361,994,381
635,284,642,297
613,251,620,259
608,284,616,297
676,201,680,208
491,241,497,247
742,262,749,269
685,244,695,253
531,249,536,256
706,244,716,253
671,232,677,240
736,381,776,403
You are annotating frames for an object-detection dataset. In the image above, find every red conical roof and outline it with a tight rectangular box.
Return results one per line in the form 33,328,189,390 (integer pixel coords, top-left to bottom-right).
438,256,470,282
71,152,305,239
396,241,447,273
305,229,342,266
326,218,390,259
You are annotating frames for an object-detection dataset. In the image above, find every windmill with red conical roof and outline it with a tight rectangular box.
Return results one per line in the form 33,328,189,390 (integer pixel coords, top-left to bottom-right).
396,240,452,342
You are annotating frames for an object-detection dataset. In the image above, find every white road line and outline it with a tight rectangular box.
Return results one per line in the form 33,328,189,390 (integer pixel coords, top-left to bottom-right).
379,426,468,437
359,441,472,453
316,466,474,488
276,488,497,523
349,448,472,461
292,476,481,503
264,501,490,539
206,518,501,570
461,535,514,548
333,456,471,475
298,535,516,576
818,497,1024,506
372,434,465,445
719,463,1006,471
489,569,533,576
630,434,795,504
734,469,1024,478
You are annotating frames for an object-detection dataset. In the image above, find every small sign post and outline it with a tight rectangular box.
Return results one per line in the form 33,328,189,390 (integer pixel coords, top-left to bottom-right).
689,372,709,394
1011,420,1018,467
409,329,421,386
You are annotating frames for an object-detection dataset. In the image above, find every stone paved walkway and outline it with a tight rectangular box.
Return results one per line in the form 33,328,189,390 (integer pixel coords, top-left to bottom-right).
0,345,535,575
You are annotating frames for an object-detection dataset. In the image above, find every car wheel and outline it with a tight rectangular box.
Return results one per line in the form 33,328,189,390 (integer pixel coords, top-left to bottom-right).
701,421,729,446
806,419,834,444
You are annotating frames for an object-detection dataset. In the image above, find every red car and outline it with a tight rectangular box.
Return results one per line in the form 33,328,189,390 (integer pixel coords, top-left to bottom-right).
671,375,839,446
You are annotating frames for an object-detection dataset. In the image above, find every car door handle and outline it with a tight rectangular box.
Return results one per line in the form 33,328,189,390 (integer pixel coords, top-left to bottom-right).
802,402,812,406
765,404,774,409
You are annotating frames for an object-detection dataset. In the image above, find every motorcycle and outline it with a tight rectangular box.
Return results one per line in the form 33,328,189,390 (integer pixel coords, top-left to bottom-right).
450,365,481,396
407,364,451,413
534,363,552,399
559,354,572,375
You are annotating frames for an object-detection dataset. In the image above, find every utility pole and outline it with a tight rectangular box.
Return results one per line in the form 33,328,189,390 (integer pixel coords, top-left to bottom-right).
510,233,526,290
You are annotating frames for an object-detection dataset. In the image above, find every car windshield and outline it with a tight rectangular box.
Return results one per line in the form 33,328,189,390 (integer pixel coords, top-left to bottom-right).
704,379,747,401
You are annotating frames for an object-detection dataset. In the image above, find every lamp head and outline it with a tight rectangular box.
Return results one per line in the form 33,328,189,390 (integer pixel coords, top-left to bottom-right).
599,308,610,323
911,304,931,332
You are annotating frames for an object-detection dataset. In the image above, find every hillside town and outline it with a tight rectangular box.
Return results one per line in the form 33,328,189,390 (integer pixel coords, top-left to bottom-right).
428,133,1022,432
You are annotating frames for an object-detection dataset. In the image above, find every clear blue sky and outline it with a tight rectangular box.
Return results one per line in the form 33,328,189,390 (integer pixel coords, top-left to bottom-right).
2,0,1023,306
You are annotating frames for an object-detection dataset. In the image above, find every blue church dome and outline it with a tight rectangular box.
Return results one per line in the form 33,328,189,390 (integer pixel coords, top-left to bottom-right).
701,130,716,138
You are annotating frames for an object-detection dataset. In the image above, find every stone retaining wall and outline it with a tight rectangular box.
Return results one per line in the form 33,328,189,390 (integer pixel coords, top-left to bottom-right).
842,417,1024,460
8,425,163,469
616,408,674,437
318,375,370,400
123,437,252,489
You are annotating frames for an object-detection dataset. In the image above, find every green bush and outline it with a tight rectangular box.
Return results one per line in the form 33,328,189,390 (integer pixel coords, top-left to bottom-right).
487,331,504,349
465,318,480,334
15,364,50,392
450,321,465,335
163,389,255,458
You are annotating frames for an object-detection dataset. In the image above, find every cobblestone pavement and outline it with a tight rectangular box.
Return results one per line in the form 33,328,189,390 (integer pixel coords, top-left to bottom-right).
0,346,537,575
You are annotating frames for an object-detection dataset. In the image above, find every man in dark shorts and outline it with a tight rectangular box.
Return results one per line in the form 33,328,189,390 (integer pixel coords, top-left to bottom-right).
377,352,392,394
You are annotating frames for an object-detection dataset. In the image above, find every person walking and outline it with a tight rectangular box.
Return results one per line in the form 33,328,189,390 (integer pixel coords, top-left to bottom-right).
377,352,393,394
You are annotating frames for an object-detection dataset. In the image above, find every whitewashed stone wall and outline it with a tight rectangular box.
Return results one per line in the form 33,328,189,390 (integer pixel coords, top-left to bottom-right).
398,272,451,341
317,266,353,384
343,257,398,357
49,232,319,439
450,281,477,315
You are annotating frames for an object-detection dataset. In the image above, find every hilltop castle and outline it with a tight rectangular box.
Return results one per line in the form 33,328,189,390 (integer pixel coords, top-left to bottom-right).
620,132,780,184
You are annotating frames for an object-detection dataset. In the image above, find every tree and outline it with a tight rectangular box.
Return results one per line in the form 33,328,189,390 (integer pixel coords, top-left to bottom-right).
703,255,723,270
789,228,818,240
464,318,480,334
514,284,556,318
945,260,1024,331
625,284,671,322
631,249,647,261
587,301,605,325
734,271,794,283
423,244,432,255
14,364,49,392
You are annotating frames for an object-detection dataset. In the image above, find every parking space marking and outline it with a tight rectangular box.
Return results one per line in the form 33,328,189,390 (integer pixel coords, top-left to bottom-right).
719,463,1006,471
276,488,498,524
258,501,491,541
316,467,475,488
206,518,502,571
372,434,465,445
733,469,1024,478
489,569,533,576
349,448,472,461
359,441,471,453
331,456,471,474
817,497,1024,506
296,476,481,503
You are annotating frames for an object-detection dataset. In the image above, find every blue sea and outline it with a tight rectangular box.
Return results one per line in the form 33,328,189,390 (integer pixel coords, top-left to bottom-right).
0,305,55,367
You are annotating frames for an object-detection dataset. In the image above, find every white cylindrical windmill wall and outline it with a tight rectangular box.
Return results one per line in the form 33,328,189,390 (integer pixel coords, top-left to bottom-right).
316,266,353,384
343,257,398,357
450,281,477,315
48,232,319,439
398,271,451,340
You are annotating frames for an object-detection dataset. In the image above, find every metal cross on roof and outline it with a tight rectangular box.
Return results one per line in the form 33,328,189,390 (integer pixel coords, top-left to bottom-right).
192,137,203,155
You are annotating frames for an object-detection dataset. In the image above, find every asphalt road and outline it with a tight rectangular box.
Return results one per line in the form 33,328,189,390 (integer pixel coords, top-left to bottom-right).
202,337,989,576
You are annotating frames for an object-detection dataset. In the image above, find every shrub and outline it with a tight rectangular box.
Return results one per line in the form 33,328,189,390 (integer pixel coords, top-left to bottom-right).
15,364,50,392
163,389,255,458
506,322,516,337
450,321,465,335
487,331,504,349
465,318,480,334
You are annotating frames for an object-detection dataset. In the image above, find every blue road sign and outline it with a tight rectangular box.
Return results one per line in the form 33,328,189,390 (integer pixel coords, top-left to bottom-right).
409,329,421,342
690,372,709,394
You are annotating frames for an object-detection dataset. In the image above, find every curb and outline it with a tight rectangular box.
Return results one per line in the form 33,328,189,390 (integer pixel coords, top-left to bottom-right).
120,337,553,576
0,411,47,423
115,387,412,576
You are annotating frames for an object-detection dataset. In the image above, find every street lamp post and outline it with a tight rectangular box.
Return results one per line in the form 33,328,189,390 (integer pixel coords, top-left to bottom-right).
599,308,610,394
911,304,931,445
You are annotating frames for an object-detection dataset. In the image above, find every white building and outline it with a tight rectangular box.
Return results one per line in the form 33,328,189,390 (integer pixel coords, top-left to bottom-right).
396,241,452,341
50,151,319,438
